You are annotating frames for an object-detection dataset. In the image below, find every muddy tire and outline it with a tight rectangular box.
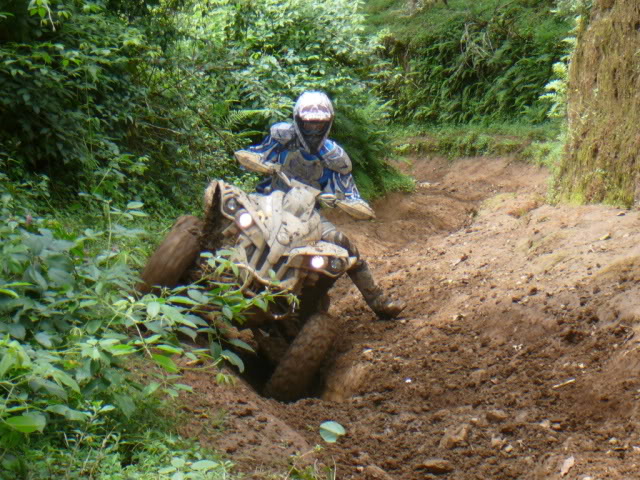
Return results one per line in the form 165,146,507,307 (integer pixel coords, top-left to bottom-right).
263,312,339,402
137,215,203,294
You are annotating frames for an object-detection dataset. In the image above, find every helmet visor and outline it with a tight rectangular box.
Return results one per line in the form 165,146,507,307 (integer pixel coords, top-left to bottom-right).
301,120,328,135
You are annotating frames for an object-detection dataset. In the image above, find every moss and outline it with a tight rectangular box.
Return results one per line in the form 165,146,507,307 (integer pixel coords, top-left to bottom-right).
557,0,640,207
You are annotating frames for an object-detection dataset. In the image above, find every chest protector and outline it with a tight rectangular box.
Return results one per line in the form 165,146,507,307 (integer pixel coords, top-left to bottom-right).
280,150,324,189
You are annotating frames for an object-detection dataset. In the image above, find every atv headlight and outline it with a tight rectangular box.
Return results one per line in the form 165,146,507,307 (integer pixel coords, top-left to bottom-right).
310,255,326,269
329,257,344,272
238,212,253,229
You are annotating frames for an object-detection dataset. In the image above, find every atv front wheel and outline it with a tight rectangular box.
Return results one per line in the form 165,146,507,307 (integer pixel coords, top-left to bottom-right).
263,312,338,402
137,215,203,294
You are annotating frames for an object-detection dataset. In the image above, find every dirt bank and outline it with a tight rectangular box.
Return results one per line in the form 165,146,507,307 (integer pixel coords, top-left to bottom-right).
178,154,640,479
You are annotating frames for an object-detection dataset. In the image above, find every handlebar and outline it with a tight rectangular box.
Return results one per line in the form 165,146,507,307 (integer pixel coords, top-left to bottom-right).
235,149,375,219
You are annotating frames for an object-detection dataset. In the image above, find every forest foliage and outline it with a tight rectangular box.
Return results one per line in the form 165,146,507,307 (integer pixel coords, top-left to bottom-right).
365,0,573,124
0,0,402,213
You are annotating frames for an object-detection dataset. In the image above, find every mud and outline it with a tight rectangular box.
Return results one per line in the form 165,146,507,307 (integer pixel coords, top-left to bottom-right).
177,154,640,479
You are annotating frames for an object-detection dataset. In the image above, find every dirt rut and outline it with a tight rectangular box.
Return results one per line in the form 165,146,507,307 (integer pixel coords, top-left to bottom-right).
178,155,640,480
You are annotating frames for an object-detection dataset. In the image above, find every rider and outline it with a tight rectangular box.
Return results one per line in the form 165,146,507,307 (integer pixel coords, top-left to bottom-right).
236,91,405,319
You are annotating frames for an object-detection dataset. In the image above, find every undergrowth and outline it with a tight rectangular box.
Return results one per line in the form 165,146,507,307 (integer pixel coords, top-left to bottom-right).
1,398,235,480
392,122,563,164
365,0,573,124
0,174,289,479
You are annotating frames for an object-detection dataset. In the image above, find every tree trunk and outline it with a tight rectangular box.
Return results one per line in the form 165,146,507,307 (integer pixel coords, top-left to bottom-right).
558,0,640,207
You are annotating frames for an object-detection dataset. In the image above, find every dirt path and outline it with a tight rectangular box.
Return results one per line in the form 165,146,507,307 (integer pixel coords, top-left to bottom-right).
178,155,640,479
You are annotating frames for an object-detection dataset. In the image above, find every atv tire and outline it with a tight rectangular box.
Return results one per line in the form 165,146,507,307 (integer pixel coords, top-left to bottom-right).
263,312,338,402
137,215,203,294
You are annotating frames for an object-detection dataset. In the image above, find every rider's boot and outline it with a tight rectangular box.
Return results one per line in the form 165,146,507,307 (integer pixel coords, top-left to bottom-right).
348,261,406,319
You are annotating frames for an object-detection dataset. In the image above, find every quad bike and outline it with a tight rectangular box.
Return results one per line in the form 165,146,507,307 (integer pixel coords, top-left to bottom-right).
138,151,373,401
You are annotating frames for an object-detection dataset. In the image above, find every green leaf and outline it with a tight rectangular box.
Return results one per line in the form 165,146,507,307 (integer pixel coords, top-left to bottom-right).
107,344,136,356
5,413,46,433
222,305,233,320
184,314,208,327
161,304,196,327
319,421,346,443
34,331,53,348
52,368,80,393
48,268,74,287
0,288,18,298
173,383,193,392
126,201,144,210
143,381,161,396
8,323,26,340
227,338,254,352
29,378,68,400
156,344,183,355
87,65,99,81
46,405,89,422
187,289,208,303
167,296,199,306
85,319,102,334
26,266,48,290
0,351,16,377
221,350,244,373
177,327,197,341
191,459,219,471
113,393,136,418
253,297,268,312
2,282,30,289
79,300,99,309
209,342,222,360
147,301,160,318
143,334,162,345
152,354,179,373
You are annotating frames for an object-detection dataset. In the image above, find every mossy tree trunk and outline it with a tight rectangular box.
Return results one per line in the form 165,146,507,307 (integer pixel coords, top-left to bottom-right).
557,0,640,207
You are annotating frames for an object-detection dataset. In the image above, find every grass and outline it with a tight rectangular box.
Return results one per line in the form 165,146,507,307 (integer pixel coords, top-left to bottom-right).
363,0,568,45
389,120,565,164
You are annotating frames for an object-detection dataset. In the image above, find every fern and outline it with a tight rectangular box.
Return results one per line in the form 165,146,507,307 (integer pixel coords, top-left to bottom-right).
367,0,573,125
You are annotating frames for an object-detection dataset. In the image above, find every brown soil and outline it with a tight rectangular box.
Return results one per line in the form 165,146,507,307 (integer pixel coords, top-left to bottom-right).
177,155,640,479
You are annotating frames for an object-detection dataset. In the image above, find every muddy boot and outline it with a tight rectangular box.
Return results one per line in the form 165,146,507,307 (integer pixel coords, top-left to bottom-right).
348,261,406,319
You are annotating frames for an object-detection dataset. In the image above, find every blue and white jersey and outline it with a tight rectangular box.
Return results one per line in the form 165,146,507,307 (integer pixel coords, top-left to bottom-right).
246,122,364,202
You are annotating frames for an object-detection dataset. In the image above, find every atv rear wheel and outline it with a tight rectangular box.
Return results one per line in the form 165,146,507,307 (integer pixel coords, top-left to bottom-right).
137,215,203,294
263,312,338,402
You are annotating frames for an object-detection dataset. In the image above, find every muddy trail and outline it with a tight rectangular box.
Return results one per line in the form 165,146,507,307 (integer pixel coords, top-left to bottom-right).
177,155,640,479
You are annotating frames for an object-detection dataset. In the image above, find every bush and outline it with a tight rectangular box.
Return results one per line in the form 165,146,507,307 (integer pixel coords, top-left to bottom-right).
0,174,274,444
367,0,573,124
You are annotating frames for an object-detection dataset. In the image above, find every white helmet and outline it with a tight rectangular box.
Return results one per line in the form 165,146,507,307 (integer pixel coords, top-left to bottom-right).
293,91,334,154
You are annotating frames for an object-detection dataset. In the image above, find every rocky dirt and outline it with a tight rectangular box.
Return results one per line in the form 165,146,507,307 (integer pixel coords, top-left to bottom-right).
177,154,640,479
